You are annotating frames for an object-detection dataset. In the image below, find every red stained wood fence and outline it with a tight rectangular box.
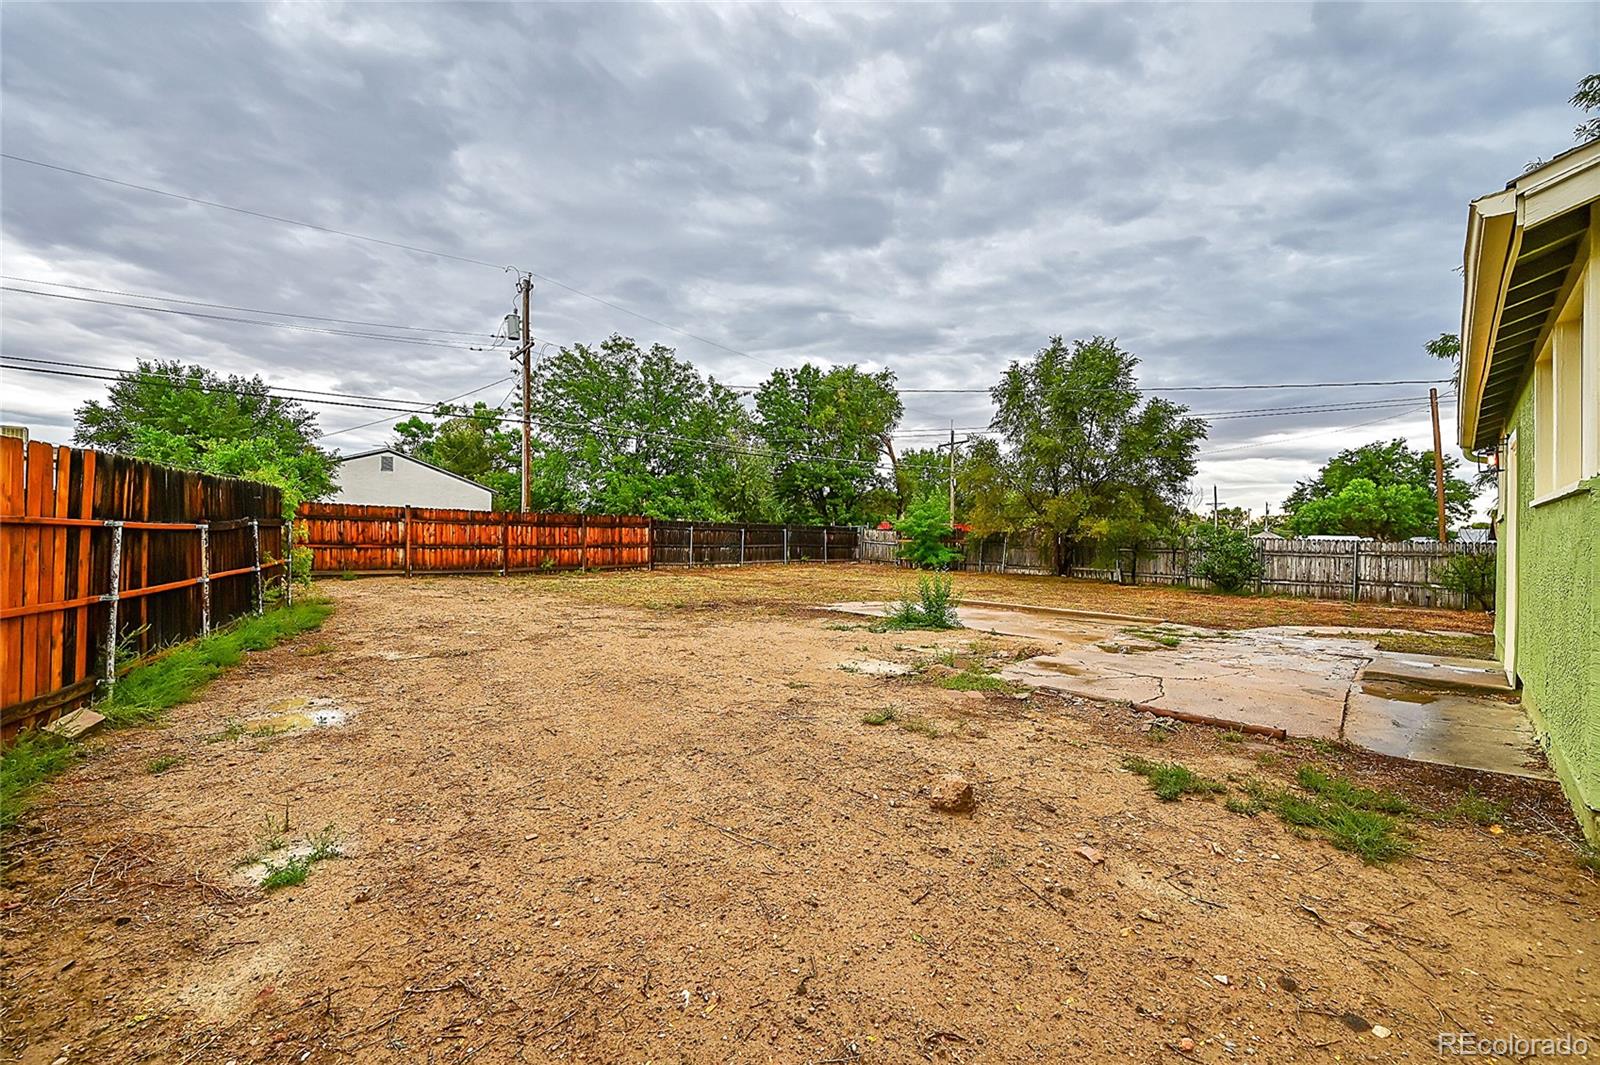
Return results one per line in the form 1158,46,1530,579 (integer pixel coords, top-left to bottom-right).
1,438,286,738
296,503,651,575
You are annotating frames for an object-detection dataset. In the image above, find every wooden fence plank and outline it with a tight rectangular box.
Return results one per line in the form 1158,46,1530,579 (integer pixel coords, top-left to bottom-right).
2,441,283,740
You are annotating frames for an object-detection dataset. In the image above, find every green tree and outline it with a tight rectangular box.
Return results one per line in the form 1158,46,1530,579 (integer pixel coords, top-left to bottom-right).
392,401,521,510
753,364,902,524
1283,439,1471,538
964,336,1207,562
528,335,774,520
893,494,962,569
1286,478,1436,540
1572,73,1600,143
73,359,336,519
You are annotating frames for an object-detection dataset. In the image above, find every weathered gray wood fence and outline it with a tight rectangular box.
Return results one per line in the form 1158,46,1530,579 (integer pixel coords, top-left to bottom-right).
863,524,1493,609
1069,538,1495,609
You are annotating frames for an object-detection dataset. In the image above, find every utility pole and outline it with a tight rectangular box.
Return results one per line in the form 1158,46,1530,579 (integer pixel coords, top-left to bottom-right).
518,276,532,513
948,424,956,520
1429,387,1447,542
1212,485,1220,528
935,424,971,521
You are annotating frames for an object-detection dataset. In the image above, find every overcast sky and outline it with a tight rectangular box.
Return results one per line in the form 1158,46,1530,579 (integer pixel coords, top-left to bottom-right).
3,2,1595,517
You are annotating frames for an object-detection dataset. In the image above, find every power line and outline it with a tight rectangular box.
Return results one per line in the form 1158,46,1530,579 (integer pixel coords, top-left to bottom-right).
0,358,891,473
2,287,494,351
2,151,776,367
745,377,1456,395
1197,403,1438,458
1,276,493,338
316,375,518,442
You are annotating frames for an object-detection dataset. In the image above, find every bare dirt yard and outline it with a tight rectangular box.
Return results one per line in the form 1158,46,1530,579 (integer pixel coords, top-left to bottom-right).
2,565,1594,1064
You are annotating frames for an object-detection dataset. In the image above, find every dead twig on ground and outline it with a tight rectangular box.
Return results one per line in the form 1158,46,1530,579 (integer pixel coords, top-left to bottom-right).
691,815,781,851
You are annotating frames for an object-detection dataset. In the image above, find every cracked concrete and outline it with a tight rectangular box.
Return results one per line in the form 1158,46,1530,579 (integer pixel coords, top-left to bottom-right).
829,602,1549,780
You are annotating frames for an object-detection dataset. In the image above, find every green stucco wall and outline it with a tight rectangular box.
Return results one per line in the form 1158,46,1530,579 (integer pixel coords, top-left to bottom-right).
1494,384,1600,843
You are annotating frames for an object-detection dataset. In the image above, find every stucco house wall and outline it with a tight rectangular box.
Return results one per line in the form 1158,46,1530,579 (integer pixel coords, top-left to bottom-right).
332,449,494,510
1494,386,1599,839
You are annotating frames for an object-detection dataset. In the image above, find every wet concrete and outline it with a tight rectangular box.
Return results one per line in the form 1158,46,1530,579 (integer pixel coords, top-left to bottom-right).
829,601,1548,780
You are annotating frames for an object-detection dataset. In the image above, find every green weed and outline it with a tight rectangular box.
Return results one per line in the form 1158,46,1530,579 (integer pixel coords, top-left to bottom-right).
1295,765,1419,816
146,754,184,775
102,600,334,728
1577,848,1600,875
1122,756,1226,801
936,668,1021,694
1440,785,1506,827
1266,790,1412,863
862,708,897,726
0,732,81,831
256,825,340,891
203,720,246,744
872,574,962,632
1220,729,1247,744
2,601,333,835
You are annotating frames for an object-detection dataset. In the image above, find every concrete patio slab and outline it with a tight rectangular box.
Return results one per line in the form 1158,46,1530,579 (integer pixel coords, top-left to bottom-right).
828,601,1549,780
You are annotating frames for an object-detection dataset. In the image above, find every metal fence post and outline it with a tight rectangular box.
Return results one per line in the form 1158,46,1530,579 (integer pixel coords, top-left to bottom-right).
199,523,212,635
688,523,694,567
739,525,746,566
1351,540,1361,603
103,520,123,692
1000,532,1008,574
251,518,264,615
823,526,829,563
283,518,294,606
783,526,789,563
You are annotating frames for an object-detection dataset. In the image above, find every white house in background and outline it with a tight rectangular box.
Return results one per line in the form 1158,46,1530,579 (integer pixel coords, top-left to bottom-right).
331,448,494,510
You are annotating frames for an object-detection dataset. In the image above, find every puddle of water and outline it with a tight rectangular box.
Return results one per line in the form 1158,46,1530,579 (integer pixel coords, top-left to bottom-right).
1027,660,1086,676
245,697,350,734
1359,681,1438,705
839,659,914,677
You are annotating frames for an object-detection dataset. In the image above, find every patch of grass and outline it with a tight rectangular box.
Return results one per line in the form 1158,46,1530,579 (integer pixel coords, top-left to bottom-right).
1255,751,1282,769
1296,765,1419,816
145,754,184,775
1331,630,1497,660
1,732,81,832
1,601,333,835
1122,756,1225,801
1224,770,1413,864
935,668,1021,694
872,574,962,632
898,716,941,738
1122,626,1182,648
861,708,897,726
1220,729,1247,744
295,641,334,657
255,826,341,892
1577,848,1600,875
1266,790,1412,863
1303,737,1343,758
101,600,334,728
1440,785,1506,827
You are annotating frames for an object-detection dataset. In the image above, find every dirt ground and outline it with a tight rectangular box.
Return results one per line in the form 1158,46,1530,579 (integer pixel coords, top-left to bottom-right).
2,565,1593,1064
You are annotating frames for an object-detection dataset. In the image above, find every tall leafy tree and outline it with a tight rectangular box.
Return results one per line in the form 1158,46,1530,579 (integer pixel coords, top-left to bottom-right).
527,335,774,520
965,336,1206,561
73,358,336,518
1572,73,1600,143
753,364,902,524
1283,438,1472,539
895,445,968,519
392,401,521,511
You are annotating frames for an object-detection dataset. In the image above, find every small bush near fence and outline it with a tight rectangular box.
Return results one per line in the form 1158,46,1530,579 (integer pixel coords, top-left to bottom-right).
875,573,962,631
1433,552,1495,612
1186,525,1265,594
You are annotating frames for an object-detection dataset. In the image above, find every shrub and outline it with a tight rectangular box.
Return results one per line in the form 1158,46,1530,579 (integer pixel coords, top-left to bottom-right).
1433,551,1495,611
893,495,962,569
1187,524,1263,594
875,573,962,631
